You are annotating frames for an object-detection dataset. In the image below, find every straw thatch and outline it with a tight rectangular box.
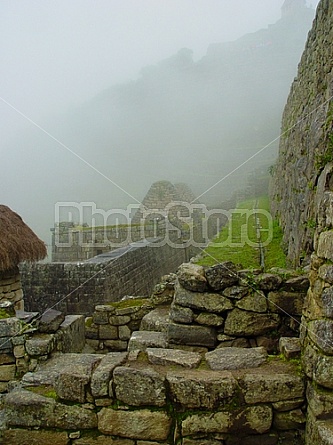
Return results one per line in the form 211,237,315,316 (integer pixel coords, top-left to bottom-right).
0,205,47,271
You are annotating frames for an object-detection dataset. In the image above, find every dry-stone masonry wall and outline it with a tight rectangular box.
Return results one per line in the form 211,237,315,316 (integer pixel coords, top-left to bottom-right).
21,239,188,316
0,267,24,312
0,259,312,444
271,0,333,266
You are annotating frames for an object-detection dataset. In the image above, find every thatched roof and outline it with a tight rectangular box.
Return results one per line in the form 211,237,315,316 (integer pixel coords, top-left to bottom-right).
0,205,47,271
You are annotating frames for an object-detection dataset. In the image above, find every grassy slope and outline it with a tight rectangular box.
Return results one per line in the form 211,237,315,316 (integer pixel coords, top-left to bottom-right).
197,196,286,270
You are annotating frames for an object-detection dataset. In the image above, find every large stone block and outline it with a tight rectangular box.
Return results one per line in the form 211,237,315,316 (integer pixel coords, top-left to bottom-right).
317,231,333,261
55,315,85,353
75,436,134,445
205,262,239,291
177,263,208,292
255,273,283,291
5,388,97,429
236,291,267,313
0,364,16,381
174,283,233,314
140,307,170,333
39,309,65,333
2,429,69,445
224,309,280,336
25,334,55,356
169,304,194,324
308,320,333,354
128,331,168,351
268,291,305,315
205,347,267,371
307,382,333,419
273,409,306,430
113,366,166,406
91,352,127,398
147,347,201,368
98,408,171,440
313,354,333,389
0,318,22,338
54,354,102,402
166,369,237,409
181,405,272,436
167,322,216,348
242,372,304,404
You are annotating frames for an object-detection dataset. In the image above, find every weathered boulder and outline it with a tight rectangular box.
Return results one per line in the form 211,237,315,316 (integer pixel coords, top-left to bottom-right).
166,369,238,409
25,334,55,356
224,309,280,336
5,388,97,429
273,409,306,430
255,273,282,291
39,309,65,333
91,352,128,398
279,337,301,359
317,231,333,261
127,331,168,351
98,408,171,440
307,383,333,419
169,303,194,324
205,262,239,291
54,354,102,402
55,315,85,353
147,348,201,369
177,263,207,292
168,322,216,348
194,312,224,326
281,276,309,292
140,307,170,332
2,429,69,445
74,436,134,445
181,405,272,436
268,291,305,315
174,283,233,313
205,347,267,371
113,366,166,406
222,285,249,300
242,372,304,404
308,320,333,354
319,264,333,284
321,286,333,318
0,317,23,338
236,291,267,313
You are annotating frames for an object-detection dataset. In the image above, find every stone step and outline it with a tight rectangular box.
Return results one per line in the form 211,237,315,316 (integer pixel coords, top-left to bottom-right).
128,331,168,351
140,307,170,333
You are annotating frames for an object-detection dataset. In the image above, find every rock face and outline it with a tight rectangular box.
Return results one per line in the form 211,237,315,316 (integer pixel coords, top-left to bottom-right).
270,0,333,266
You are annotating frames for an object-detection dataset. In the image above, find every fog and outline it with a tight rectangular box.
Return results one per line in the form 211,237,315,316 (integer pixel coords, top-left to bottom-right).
0,0,319,253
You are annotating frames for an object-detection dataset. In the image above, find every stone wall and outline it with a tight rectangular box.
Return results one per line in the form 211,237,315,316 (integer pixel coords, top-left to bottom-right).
166,262,308,353
21,240,188,316
299,165,333,443
0,261,310,443
0,268,24,311
0,306,85,394
270,0,333,266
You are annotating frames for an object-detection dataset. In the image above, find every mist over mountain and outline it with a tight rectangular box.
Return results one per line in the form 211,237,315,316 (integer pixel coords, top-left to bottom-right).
50,3,314,205
1,2,316,249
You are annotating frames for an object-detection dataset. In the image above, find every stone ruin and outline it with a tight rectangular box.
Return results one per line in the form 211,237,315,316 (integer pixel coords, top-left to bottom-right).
0,260,313,444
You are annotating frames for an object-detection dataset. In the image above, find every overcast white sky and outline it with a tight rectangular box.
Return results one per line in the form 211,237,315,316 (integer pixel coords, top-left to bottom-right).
0,0,319,122
0,0,320,246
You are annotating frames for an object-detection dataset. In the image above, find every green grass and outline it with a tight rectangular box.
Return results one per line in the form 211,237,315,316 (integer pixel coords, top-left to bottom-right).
197,196,286,270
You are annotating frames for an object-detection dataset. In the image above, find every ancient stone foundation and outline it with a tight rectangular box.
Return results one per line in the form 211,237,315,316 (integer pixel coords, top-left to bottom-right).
0,260,311,444
0,268,24,312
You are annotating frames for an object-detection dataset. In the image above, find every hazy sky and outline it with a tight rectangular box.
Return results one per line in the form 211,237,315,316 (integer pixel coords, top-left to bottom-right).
0,0,320,247
0,0,319,120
